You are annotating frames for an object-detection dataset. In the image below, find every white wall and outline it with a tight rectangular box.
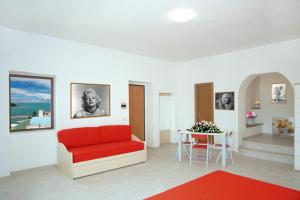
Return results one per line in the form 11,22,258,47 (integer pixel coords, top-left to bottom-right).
260,73,294,133
177,38,300,153
239,75,262,140
0,27,177,176
159,95,172,130
246,77,260,112
243,77,263,138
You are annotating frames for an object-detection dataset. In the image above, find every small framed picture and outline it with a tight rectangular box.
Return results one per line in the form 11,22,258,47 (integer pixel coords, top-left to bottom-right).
9,74,54,132
272,83,287,104
215,92,234,110
71,83,110,119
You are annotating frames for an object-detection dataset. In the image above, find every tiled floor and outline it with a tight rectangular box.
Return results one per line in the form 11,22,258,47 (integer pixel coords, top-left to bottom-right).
0,144,299,200
244,134,294,146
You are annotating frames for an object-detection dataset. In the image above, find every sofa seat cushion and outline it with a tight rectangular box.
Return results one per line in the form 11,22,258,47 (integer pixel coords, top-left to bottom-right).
68,141,144,163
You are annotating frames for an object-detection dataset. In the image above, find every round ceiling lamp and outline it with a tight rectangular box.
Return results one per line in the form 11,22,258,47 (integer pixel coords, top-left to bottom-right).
168,8,196,23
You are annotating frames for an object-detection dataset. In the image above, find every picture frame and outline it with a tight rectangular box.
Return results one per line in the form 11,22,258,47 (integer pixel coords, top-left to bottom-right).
272,116,294,135
9,74,54,132
215,92,235,110
272,83,287,104
70,82,110,119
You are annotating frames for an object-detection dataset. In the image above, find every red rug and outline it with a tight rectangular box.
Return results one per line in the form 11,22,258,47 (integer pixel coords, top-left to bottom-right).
146,170,300,200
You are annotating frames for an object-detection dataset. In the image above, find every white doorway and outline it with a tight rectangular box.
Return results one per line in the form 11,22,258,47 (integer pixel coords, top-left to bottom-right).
159,93,176,145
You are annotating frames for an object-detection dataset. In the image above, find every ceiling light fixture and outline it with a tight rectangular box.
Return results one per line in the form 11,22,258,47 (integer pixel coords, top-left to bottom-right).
168,8,196,23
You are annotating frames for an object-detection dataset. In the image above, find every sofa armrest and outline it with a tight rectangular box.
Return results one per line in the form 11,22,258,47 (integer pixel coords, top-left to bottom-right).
57,143,73,179
131,135,147,151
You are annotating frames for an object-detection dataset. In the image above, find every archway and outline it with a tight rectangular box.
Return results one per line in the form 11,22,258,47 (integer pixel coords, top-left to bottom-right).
238,72,295,164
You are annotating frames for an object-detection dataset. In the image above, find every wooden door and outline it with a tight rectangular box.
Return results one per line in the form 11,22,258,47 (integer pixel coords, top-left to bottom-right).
129,84,145,141
195,83,214,144
195,83,214,122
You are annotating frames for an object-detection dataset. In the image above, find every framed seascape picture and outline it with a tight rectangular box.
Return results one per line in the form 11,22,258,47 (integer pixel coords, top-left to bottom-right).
9,74,54,132
71,83,110,119
215,92,235,110
272,83,287,104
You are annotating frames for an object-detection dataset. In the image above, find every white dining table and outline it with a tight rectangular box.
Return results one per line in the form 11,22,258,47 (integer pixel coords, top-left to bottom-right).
177,130,227,167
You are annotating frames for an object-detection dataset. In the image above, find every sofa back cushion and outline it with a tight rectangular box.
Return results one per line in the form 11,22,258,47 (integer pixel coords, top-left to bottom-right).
99,125,132,143
57,127,101,148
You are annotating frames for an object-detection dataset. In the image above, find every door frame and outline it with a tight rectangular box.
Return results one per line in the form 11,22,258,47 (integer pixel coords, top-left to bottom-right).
194,82,214,122
129,84,145,141
159,92,176,144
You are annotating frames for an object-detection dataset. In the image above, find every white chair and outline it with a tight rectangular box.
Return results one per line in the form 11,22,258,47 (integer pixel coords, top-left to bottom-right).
183,131,192,156
176,130,192,160
189,133,210,168
214,131,234,165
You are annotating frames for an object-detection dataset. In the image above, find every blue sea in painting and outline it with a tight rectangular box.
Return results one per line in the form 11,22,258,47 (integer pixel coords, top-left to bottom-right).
10,103,51,124
10,76,52,127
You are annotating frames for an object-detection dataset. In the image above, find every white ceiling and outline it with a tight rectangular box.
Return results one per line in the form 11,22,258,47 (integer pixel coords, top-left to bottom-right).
0,0,300,62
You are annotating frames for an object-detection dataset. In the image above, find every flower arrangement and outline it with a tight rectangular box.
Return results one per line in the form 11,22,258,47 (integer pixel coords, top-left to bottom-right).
246,111,257,124
189,120,222,133
246,111,257,119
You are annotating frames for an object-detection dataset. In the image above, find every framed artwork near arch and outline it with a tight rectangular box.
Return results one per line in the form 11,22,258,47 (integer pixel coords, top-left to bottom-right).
272,83,287,104
215,92,235,110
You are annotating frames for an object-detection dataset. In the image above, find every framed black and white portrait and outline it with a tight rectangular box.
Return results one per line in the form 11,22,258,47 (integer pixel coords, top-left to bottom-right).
272,83,286,104
215,92,234,110
71,83,110,119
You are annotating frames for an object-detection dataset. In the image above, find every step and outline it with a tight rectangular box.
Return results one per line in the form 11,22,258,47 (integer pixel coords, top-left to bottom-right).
239,146,294,164
242,141,294,155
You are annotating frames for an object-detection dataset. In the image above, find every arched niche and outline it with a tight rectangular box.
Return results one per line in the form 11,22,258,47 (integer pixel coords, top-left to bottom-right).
238,72,294,146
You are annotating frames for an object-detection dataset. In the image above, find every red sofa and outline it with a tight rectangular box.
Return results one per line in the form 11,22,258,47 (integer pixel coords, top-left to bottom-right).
57,125,146,179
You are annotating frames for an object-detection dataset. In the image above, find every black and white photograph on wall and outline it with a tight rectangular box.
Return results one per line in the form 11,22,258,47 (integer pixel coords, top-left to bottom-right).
215,92,235,110
71,83,110,119
272,83,287,104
